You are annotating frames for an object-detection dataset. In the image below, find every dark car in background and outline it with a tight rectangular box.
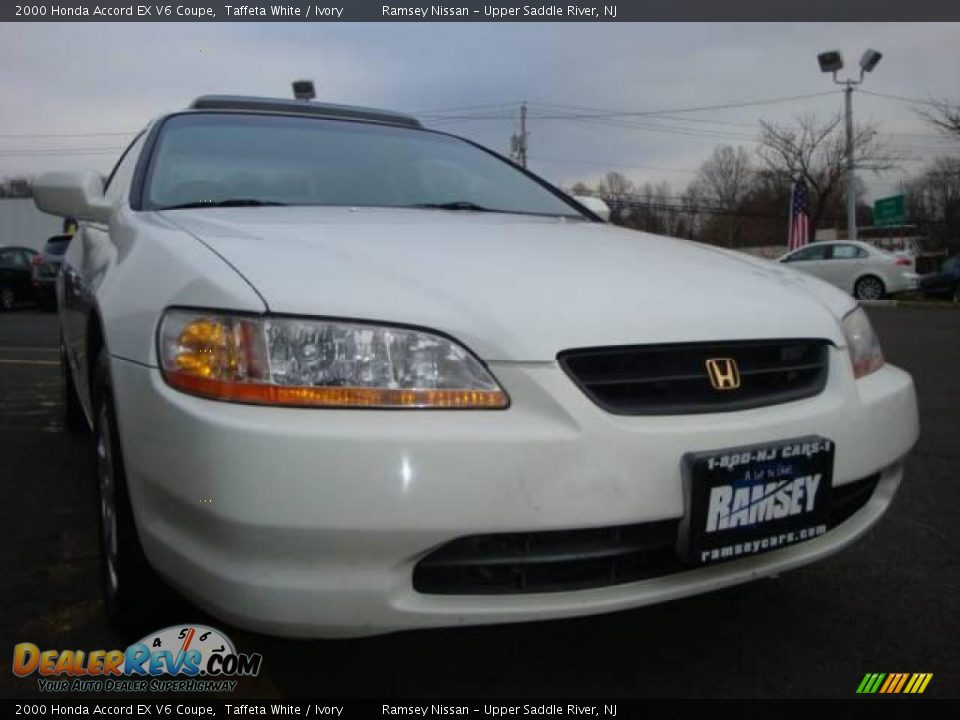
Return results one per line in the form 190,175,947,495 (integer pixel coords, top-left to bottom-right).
918,255,960,302
0,246,38,311
31,234,72,309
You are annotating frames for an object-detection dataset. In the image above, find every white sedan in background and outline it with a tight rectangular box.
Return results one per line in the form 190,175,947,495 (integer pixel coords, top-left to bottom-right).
34,95,918,638
779,241,916,300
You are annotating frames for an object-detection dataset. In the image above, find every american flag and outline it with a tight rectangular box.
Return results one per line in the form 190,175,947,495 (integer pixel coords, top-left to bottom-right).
788,178,810,251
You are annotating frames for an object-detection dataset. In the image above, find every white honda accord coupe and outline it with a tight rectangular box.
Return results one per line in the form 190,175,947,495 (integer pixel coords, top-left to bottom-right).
35,96,918,638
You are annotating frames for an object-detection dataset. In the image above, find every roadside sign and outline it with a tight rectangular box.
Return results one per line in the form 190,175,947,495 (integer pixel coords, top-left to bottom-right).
873,195,905,227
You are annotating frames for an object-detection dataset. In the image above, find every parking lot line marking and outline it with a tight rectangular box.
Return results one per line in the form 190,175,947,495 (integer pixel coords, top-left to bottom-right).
0,359,59,366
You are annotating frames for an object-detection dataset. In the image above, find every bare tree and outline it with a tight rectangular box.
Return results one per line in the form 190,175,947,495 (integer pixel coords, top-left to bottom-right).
0,176,32,198
916,99,960,138
596,171,636,224
905,156,960,255
756,113,899,239
689,145,753,246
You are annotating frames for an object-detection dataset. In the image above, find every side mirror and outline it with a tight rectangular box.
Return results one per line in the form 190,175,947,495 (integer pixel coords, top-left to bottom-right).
33,171,112,224
573,195,611,222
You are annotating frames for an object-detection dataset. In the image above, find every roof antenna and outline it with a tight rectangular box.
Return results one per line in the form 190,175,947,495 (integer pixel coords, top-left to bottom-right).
292,80,316,101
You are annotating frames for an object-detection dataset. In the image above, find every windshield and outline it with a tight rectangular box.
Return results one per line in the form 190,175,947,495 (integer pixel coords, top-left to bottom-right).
44,237,71,256
143,112,583,218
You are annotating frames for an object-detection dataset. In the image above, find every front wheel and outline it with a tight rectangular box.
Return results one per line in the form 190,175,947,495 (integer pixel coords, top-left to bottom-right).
0,285,14,311
93,351,162,631
854,275,885,301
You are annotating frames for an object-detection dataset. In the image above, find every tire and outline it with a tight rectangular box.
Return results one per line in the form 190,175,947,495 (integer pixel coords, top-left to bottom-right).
953,285,960,304
0,285,14,311
61,338,87,433
854,275,885,301
93,350,162,632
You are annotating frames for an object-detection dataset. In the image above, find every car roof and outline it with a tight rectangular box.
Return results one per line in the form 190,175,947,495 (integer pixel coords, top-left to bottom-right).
788,240,875,252
187,95,423,129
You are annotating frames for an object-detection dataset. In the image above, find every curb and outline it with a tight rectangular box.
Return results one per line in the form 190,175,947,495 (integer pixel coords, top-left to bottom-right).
862,299,959,310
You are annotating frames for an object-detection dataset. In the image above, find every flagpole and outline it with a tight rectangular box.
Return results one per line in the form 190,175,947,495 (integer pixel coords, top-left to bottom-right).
787,178,795,250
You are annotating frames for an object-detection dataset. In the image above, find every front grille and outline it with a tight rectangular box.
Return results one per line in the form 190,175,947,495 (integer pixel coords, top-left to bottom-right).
559,339,830,415
413,473,880,595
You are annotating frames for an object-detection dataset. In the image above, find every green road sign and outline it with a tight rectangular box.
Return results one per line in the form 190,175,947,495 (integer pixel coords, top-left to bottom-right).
873,195,905,227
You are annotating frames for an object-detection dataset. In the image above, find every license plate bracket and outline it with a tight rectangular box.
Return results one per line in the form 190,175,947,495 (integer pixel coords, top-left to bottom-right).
678,436,834,565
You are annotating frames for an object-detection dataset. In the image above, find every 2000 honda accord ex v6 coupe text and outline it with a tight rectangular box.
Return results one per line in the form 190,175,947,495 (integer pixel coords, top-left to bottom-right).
35,96,918,637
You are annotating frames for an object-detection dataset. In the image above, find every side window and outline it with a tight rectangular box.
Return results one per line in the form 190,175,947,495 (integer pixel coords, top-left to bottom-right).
788,245,828,262
4,250,29,267
830,244,866,260
104,133,145,200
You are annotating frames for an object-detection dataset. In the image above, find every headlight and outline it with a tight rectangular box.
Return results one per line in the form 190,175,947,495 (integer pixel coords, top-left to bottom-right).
158,309,509,408
840,306,884,379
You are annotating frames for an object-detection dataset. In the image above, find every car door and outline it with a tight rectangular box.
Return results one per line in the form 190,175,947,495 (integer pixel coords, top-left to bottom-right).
61,132,146,412
780,244,832,285
928,257,960,296
821,243,868,293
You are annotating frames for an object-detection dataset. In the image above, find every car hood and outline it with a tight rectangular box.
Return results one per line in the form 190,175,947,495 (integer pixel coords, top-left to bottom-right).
160,207,854,362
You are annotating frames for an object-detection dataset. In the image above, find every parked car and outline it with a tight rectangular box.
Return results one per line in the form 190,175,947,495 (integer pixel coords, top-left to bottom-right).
0,245,38,311
779,241,916,300
31,234,73,309
34,95,918,638
918,255,960,302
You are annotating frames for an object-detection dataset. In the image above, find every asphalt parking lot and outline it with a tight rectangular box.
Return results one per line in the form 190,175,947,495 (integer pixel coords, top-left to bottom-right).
1,306,957,699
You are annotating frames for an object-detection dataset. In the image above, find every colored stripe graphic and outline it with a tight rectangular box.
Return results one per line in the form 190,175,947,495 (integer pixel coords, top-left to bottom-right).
892,673,909,693
856,674,874,694
858,673,932,694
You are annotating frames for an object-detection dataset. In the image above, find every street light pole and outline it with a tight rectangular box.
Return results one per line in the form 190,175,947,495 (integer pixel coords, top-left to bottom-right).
843,81,857,241
817,49,882,243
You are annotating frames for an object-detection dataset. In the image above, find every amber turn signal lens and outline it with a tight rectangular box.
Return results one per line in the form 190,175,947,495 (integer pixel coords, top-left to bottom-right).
158,310,509,409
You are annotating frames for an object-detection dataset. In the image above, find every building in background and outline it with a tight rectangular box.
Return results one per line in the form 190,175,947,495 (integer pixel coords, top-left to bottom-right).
0,198,62,251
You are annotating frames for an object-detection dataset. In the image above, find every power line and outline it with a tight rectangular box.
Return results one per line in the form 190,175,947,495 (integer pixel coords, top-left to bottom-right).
407,101,520,115
858,89,946,107
458,91,841,121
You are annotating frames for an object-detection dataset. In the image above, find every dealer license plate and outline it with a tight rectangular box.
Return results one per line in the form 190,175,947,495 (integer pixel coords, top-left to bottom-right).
678,436,834,565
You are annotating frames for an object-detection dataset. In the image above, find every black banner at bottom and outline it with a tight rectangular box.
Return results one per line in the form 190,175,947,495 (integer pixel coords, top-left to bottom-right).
2,698,957,718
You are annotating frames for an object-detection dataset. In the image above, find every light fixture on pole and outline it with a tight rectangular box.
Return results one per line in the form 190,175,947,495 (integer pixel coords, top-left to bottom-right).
817,49,882,241
292,80,316,101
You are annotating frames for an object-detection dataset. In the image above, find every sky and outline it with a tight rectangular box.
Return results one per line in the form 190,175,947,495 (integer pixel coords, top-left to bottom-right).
0,21,958,201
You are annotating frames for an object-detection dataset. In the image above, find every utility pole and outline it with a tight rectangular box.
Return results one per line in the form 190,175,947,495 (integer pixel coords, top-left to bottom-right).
511,101,529,169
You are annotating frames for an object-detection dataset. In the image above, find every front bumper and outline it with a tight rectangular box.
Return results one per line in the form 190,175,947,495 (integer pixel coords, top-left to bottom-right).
110,347,918,637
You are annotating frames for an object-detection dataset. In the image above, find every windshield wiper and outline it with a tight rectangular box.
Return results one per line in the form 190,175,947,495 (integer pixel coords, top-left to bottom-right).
155,199,288,210
411,201,495,212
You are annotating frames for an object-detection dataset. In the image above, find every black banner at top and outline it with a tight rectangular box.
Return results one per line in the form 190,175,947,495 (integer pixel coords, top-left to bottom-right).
4,0,960,22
